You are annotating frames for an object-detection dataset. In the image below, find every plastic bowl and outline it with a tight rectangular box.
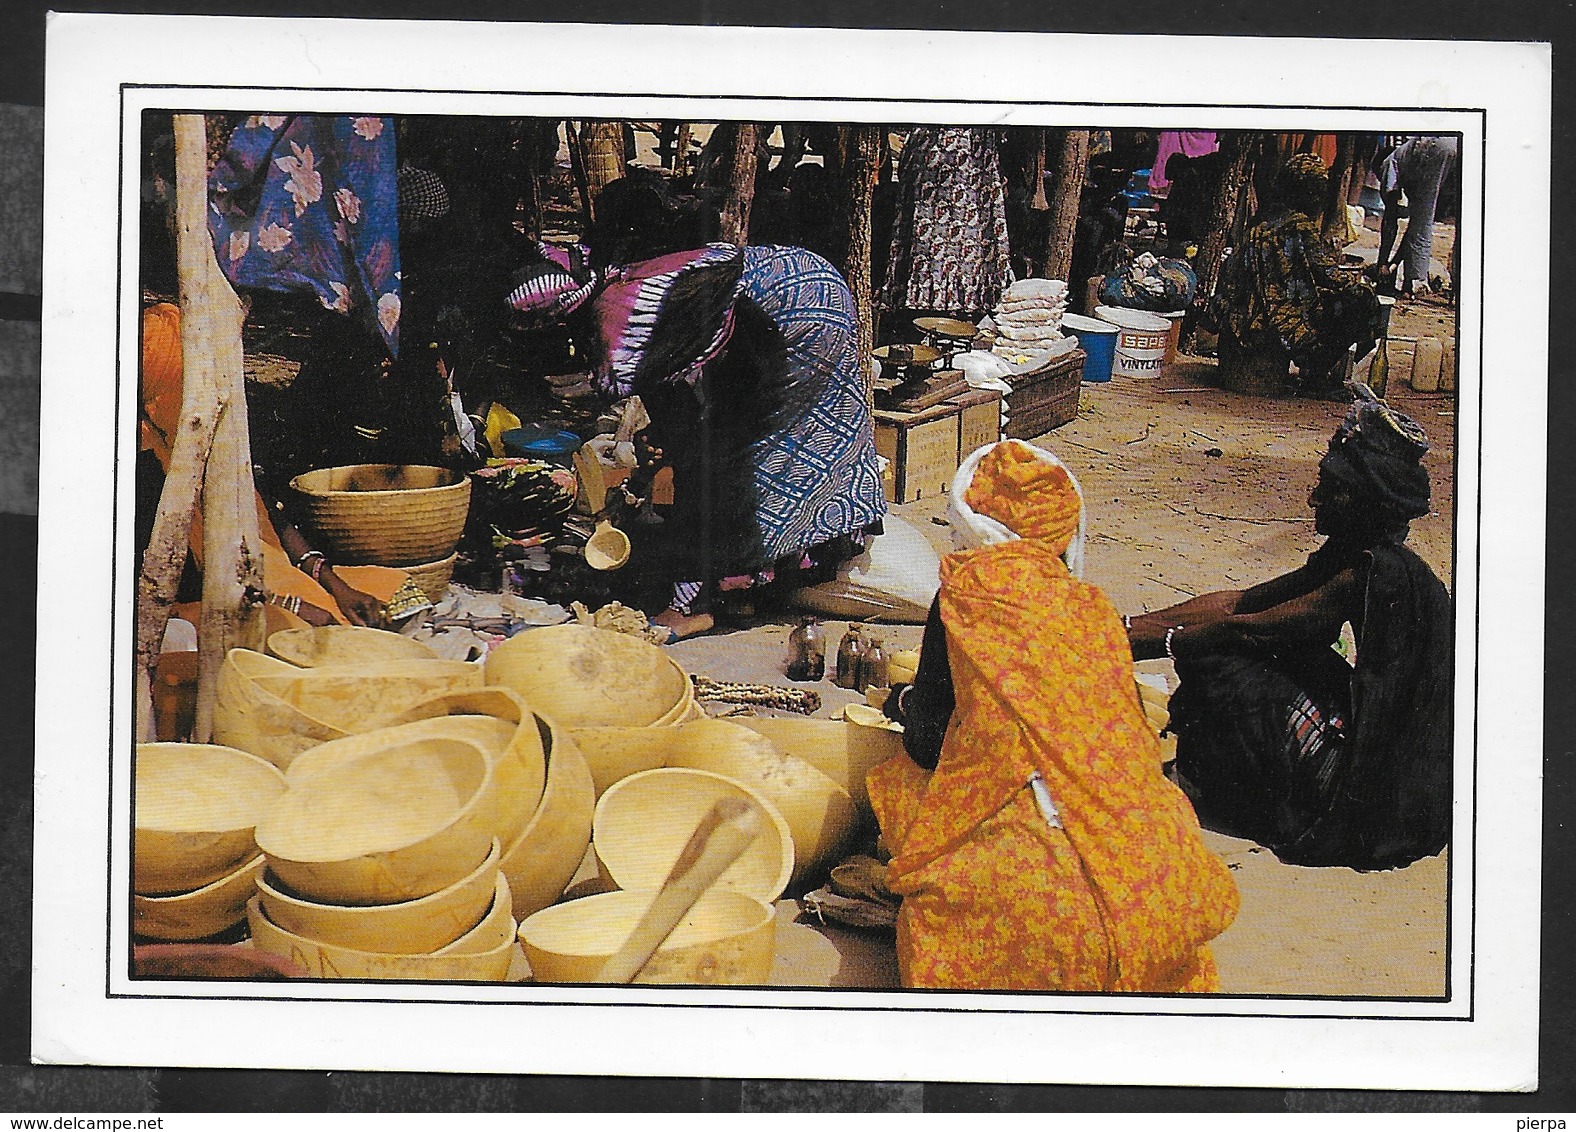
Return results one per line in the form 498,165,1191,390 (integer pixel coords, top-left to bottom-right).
134,744,287,895
256,839,501,955
132,853,266,940
498,714,596,921
266,625,439,668
484,623,691,728
518,889,777,985
245,898,517,982
661,720,859,889
593,767,794,903
255,737,498,906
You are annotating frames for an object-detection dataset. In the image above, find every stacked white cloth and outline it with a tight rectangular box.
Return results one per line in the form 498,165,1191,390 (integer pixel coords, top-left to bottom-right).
990,278,1070,363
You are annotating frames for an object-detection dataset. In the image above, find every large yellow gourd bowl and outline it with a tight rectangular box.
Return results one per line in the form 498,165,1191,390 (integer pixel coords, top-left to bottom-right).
251,658,484,734
134,743,287,895
255,737,497,906
484,624,692,728
567,726,678,799
730,716,903,813
214,649,349,770
593,767,795,903
662,720,860,890
246,890,517,982
498,714,596,921
256,839,502,955
266,625,439,667
132,854,265,940
519,889,776,985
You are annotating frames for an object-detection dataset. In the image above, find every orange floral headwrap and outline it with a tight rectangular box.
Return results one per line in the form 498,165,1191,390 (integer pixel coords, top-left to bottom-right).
961,439,1082,555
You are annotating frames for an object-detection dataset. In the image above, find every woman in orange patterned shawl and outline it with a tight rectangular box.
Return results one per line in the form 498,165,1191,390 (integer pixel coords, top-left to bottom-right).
868,440,1238,992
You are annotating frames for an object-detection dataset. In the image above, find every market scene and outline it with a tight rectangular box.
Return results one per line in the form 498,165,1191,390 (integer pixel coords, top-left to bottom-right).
130,115,1459,996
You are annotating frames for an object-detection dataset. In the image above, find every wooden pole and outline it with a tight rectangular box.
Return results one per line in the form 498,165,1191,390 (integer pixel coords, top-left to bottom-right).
565,121,596,231
1182,130,1261,354
717,123,760,245
1041,129,1090,284
835,125,883,406
171,113,264,742
582,120,627,207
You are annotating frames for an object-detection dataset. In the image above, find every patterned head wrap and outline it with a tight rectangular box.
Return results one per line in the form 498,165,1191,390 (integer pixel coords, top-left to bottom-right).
1318,387,1431,521
396,165,450,222
1277,152,1329,214
506,242,603,323
959,440,1083,557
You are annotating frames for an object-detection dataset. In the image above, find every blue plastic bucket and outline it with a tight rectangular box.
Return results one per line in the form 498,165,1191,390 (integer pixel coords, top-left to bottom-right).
1061,313,1120,384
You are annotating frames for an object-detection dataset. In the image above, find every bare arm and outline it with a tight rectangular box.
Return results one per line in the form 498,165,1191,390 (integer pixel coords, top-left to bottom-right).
1128,561,1353,661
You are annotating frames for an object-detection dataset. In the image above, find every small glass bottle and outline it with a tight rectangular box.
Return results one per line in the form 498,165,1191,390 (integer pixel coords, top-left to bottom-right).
785,616,826,682
1368,335,1391,399
834,625,865,690
860,636,889,694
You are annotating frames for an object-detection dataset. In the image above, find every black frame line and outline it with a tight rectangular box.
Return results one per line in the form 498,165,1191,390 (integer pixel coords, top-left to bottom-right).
105,82,1483,1029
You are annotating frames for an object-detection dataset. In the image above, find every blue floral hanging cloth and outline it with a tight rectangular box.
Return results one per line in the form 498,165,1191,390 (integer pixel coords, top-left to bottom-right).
208,114,402,355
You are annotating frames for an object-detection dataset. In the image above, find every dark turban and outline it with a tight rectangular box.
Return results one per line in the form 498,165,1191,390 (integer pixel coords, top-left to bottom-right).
1277,152,1330,216
1318,391,1432,521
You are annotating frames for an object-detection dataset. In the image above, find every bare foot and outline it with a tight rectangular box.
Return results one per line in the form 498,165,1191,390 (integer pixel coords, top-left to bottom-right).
651,608,716,641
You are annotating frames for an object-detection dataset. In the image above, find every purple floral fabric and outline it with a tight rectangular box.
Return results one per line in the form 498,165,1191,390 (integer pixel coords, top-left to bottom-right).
208,114,401,355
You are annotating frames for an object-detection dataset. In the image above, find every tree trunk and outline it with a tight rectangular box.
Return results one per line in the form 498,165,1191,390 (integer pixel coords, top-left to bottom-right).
581,120,626,208
565,121,596,230
835,125,883,406
1041,129,1090,284
171,113,264,743
1322,132,1358,246
1183,130,1261,354
717,123,761,245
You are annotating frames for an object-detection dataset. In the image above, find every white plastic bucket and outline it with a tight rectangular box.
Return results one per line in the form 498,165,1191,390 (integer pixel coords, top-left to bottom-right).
1096,305,1171,378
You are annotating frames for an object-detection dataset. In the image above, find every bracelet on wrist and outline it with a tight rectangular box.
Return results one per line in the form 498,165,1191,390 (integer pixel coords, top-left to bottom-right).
1164,624,1184,661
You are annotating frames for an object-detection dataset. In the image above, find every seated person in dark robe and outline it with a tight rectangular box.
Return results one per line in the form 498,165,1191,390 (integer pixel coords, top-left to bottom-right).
1125,390,1453,870
1209,153,1382,398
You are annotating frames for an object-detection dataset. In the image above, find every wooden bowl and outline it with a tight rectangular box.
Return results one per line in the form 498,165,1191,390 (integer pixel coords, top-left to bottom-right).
484,623,691,728
593,768,794,903
252,658,484,735
730,716,903,813
246,898,517,982
499,714,596,921
266,625,439,668
214,649,348,771
388,688,547,844
256,840,501,955
662,720,860,889
518,889,776,985
289,464,471,567
433,872,516,956
255,737,498,906
134,744,287,895
133,854,265,940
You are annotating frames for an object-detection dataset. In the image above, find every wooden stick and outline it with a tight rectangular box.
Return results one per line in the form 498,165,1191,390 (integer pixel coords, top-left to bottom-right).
598,797,762,984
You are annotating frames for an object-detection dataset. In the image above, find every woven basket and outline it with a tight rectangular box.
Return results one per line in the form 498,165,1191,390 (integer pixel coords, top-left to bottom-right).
404,552,458,602
290,465,471,567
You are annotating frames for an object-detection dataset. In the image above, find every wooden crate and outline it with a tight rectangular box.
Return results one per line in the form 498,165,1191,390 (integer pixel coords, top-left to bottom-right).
1006,349,1085,439
952,388,1003,460
874,400,963,503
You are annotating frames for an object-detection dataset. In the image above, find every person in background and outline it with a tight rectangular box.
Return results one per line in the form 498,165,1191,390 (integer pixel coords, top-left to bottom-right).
1210,153,1382,398
872,439,1238,992
1126,389,1452,871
